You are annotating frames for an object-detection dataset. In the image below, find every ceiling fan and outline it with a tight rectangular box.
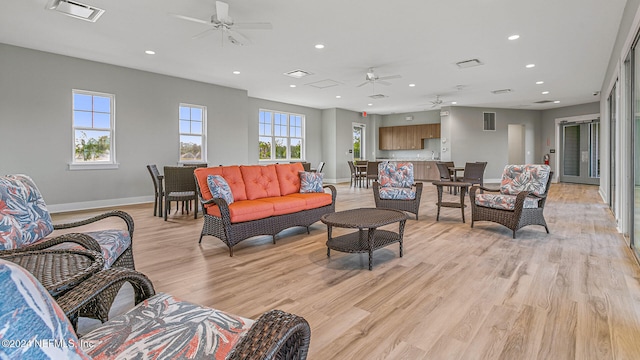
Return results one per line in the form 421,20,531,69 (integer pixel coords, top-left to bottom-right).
171,1,272,46
357,68,401,88
429,95,444,108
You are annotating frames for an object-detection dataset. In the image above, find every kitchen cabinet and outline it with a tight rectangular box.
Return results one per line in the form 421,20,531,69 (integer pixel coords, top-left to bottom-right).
378,124,440,150
412,161,440,181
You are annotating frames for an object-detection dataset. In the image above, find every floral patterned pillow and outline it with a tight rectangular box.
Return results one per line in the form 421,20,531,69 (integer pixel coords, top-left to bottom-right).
207,175,234,204
299,171,324,193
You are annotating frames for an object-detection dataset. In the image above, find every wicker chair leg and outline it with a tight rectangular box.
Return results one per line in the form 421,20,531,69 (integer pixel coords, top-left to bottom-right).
198,234,204,244
513,230,517,239
229,246,234,257
272,235,276,244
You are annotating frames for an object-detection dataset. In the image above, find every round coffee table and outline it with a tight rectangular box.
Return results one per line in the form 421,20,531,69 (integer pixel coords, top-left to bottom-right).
320,208,408,270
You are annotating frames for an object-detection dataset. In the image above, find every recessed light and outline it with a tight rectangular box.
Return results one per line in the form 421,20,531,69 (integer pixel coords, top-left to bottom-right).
451,102,457,105
232,71,240,75
508,34,520,40
542,91,549,95
526,64,536,68
290,85,296,88
336,95,341,99
145,50,155,55
536,81,544,85
409,84,416,87
554,100,560,104
368,103,373,106
315,44,325,49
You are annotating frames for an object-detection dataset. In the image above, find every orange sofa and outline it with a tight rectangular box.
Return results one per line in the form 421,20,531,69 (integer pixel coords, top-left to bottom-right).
194,163,336,255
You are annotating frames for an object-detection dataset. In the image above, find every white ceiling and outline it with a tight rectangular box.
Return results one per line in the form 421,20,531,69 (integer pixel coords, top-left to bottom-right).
0,0,627,114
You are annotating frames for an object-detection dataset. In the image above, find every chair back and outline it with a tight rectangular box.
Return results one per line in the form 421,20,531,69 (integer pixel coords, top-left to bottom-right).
436,162,452,181
147,165,162,193
164,166,197,194
462,162,486,185
316,161,325,173
0,175,54,250
367,161,380,176
0,259,89,359
347,160,356,174
500,164,552,196
378,162,414,188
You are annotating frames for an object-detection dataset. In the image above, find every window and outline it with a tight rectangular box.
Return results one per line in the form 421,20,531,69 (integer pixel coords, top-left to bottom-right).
179,104,206,163
71,90,116,168
259,110,304,160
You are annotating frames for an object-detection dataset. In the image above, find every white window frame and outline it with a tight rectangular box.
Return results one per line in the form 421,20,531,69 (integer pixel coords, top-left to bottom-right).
259,109,305,161
179,103,207,164
69,89,118,170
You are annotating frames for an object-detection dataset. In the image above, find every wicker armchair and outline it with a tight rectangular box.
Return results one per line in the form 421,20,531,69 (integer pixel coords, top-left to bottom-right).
1,259,311,360
470,165,553,238
163,166,198,221
373,162,423,220
0,174,135,269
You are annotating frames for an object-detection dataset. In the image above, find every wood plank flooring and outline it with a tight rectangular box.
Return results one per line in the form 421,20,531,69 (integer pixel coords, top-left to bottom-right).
53,182,640,359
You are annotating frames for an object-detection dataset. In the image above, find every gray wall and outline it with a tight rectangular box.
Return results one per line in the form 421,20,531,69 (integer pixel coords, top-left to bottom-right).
445,106,542,181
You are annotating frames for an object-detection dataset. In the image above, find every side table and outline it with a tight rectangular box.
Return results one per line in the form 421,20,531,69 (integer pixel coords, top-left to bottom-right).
432,181,472,223
320,208,408,270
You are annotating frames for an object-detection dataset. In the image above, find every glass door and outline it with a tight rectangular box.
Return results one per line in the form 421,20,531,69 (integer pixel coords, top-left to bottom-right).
353,123,365,160
560,121,600,185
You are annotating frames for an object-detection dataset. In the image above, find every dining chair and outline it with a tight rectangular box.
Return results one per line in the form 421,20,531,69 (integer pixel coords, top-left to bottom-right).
460,162,487,187
347,161,360,187
146,164,163,217
163,166,198,221
366,161,380,188
311,161,325,173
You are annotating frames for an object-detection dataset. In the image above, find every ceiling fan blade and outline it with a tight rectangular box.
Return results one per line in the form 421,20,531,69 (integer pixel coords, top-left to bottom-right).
226,29,251,45
234,22,273,30
377,80,392,86
215,1,231,23
378,74,402,81
170,13,209,25
192,28,216,39
357,81,370,87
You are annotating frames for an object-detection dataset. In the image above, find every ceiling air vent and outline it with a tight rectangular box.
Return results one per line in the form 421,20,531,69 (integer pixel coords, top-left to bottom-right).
46,0,105,22
305,79,341,89
491,88,513,95
455,59,483,69
284,69,313,79
369,94,388,99
534,100,554,104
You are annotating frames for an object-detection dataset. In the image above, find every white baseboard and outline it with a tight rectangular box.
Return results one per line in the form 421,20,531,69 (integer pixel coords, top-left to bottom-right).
48,196,154,214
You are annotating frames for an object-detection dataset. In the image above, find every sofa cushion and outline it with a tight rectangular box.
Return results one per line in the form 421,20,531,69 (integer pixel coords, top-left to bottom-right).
475,193,541,210
0,174,54,250
275,163,303,195
206,199,275,223
240,165,281,200
195,166,247,202
378,187,416,200
299,171,324,193
207,175,234,205
0,259,90,359
287,192,333,210
500,164,551,196
49,229,131,268
258,196,307,216
81,292,254,360
378,162,414,188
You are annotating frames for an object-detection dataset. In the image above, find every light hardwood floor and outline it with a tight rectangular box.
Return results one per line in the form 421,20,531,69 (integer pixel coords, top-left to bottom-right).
53,182,640,359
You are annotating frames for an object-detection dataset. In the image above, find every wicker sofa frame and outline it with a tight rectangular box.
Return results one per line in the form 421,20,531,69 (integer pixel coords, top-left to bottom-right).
195,178,337,256
469,171,553,238
48,267,311,359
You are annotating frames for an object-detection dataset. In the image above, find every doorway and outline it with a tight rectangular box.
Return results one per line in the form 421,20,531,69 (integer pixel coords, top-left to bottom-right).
559,120,600,185
353,123,365,160
507,124,525,164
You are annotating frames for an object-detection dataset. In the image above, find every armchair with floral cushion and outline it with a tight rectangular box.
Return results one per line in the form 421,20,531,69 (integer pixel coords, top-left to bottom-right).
373,162,423,220
0,258,311,360
470,164,553,238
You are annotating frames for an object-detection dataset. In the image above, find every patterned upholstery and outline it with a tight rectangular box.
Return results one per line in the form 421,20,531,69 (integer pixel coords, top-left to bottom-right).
474,193,540,210
378,162,414,188
299,171,324,193
207,174,235,204
378,187,416,200
0,174,54,250
81,293,254,359
0,259,90,359
499,164,551,196
0,174,131,268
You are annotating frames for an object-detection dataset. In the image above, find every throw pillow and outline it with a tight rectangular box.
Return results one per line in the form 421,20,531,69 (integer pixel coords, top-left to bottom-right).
299,171,324,193
207,175,234,204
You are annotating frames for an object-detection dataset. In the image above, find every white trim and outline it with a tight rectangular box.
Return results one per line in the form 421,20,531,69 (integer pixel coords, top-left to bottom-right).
71,89,117,166
48,195,153,214
179,103,207,163
68,162,119,170
621,4,640,62
352,122,366,160
554,113,600,184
